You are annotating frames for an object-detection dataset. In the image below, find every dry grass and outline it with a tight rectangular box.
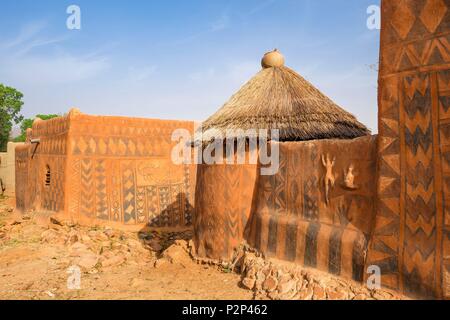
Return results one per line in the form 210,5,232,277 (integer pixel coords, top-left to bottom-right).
199,66,370,142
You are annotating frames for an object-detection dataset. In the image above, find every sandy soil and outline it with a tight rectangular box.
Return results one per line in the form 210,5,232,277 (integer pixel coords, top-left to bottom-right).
0,196,253,300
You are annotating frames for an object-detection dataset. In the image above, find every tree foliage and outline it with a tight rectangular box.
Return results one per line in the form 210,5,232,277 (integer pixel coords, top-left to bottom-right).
0,84,24,151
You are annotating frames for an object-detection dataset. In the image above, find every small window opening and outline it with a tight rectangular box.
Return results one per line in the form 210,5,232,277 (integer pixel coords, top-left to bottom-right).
45,165,51,187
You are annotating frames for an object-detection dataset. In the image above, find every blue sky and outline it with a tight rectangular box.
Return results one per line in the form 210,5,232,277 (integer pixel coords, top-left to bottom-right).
0,0,381,132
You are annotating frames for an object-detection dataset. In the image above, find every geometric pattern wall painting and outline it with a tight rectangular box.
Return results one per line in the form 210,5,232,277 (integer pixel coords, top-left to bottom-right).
41,156,65,212
367,0,450,299
194,135,378,279
95,159,108,221
194,160,259,260
67,114,195,228
15,146,30,211
246,137,377,283
14,115,70,214
440,69,450,299
13,0,449,300
14,110,195,229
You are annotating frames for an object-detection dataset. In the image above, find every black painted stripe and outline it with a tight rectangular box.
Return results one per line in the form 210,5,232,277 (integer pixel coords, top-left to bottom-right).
255,214,262,250
285,221,298,261
328,227,344,275
304,222,320,268
267,216,278,255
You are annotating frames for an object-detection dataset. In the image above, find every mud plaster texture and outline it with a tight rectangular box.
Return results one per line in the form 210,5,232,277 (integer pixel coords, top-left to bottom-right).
15,109,196,229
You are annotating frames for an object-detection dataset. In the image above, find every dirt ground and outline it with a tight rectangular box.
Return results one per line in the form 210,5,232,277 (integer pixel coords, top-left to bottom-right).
0,196,253,300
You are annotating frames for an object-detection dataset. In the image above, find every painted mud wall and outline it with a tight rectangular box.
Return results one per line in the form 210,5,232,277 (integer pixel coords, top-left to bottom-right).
16,109,196,228
248,136,377,283
0,142,24,196
194,0,450,299
16,115,70,213
194,135,377,285
194,150,259,259
66,110,196,227
366,0,450,299
15,144,31,210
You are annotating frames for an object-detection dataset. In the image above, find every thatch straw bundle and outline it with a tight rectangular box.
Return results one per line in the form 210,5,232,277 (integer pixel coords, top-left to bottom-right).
199,50,370,142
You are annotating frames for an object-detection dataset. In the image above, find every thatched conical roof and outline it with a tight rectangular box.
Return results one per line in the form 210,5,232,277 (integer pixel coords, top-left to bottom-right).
198,50,370,142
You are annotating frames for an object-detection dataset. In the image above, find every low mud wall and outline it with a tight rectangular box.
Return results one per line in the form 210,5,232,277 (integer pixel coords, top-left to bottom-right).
247,136,377,283
15,109,196,229
15,115,70,213
194,136,377,284
65,111,196,228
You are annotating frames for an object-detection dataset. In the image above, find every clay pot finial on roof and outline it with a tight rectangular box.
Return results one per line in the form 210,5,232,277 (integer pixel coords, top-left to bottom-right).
261,49,285,68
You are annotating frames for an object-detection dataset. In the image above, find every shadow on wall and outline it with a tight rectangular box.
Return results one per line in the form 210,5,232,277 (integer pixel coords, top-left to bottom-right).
137,192,194,254
147,192,194,229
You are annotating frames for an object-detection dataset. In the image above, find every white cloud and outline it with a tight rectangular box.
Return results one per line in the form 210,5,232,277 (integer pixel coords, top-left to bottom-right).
14,36,68,56
1,20,47,49
1,54,110,86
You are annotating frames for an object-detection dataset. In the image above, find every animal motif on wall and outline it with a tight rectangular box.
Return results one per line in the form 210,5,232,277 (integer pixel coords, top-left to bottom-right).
237,138,377,282
321,154,336,205
343,164,359,190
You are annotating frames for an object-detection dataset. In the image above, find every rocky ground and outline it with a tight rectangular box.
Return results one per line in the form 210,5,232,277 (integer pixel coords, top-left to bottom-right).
0,196,406,300
238,251,406,300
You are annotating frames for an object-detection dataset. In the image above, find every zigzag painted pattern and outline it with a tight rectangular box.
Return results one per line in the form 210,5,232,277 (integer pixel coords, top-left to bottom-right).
403,73,437,297
95,160,108,220
136,187,147,224
367,75,401,290
80,159,94,218
122,163,136,224
369,0,450,298
439,68,450,298
224,166,242,255
68,158,81,220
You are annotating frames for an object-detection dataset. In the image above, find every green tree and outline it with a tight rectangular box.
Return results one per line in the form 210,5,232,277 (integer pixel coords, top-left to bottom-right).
0,84,24,151
14,114,60,142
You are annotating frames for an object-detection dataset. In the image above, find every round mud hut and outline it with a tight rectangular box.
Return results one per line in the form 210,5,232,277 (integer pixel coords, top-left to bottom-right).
193,50,373,263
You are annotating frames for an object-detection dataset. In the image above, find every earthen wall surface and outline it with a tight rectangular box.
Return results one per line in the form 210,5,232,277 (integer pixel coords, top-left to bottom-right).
194,135,377,285
194,151,258,259
366,0,450,299
15,110,196,229
22,115,70,213
15,144,30,211
248,136,377,283
66,112,195,227
0,142,24,196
